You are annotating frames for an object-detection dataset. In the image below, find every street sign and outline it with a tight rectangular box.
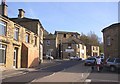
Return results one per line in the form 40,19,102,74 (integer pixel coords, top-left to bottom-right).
65,49,74,52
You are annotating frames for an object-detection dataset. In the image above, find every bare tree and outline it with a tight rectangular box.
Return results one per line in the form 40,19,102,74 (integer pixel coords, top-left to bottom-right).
80,31,103,53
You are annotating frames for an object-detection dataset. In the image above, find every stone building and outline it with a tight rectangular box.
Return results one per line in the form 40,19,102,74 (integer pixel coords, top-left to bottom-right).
86,45,100,57
62,38,87,59
102,23,120,59
43,33,57,59
0,1,43,69
54,31,86,59
10,9,44,63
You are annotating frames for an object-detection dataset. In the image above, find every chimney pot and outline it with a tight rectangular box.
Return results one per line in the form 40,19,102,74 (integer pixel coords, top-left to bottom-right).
18,9,25,18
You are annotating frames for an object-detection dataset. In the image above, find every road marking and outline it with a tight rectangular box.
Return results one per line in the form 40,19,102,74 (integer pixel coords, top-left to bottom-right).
85,78,120,82
82,73,83,78
85,79,92,82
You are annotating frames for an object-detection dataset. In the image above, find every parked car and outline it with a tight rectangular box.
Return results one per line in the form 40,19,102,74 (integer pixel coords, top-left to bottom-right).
45,55,54,60
69,56,82,60
84,57,96,66
104,57,120,72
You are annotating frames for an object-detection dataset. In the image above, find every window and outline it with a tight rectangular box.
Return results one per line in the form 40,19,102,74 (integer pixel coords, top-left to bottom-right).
14,28,19,40
107,58,115,62
26,33,30,43
107,36,111,45
96,47,98,50
46,40,50,46
0,21,6,36
68,43,71,46
93,47,94,50
34,36,37,46
115,59,120,63
73,34,77,38
0,44,6,64
68,43,72,48
82,45,84,49
77,44,79,48
64,34,66,38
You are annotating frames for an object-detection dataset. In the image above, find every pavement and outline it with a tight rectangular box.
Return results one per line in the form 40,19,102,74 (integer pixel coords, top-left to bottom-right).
1,59,60,80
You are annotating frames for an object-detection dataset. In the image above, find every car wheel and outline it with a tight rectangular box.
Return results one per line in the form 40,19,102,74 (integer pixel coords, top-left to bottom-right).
110,66,116,72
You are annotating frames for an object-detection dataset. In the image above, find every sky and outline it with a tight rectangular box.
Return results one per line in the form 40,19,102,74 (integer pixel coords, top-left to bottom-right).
6,2,118,42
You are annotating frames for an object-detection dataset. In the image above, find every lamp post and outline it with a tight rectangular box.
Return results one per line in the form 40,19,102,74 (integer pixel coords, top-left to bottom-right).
60,37,63,59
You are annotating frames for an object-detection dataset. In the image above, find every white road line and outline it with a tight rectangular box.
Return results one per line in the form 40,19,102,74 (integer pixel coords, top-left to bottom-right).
85,79,92,82
82,73,84,78
85,79,120,82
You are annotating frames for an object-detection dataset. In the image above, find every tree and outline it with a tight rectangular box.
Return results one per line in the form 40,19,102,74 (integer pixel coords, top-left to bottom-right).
87,31,99,45
80,31,104,53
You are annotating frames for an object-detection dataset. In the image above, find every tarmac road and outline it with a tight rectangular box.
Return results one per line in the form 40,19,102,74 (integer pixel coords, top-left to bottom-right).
2,60,86,83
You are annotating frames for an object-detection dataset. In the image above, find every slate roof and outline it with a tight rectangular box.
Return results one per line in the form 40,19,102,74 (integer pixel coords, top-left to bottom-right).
54,31,80,35
102,23,120,32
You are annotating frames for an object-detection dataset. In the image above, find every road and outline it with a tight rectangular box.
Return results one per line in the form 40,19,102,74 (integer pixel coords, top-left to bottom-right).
2,60,87,83
2,60,120,84
85,66,120,84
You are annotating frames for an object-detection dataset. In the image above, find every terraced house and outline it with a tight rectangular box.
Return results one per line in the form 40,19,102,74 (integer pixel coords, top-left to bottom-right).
0,1,44,70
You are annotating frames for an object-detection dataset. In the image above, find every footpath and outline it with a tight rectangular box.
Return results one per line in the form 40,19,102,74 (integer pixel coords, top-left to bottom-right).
1,60,59,80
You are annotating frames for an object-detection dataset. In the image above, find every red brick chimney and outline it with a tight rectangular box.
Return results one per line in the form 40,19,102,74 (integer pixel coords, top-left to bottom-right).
18,9,25,18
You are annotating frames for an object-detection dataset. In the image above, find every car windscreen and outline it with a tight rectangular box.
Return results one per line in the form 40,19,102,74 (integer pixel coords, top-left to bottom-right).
116,58,120,63
87,58,95,60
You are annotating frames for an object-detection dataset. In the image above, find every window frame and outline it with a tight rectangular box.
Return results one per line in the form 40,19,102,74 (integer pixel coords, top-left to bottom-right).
14,27,19,41
0,44,6,64
26,33,30,43
0,21,7,36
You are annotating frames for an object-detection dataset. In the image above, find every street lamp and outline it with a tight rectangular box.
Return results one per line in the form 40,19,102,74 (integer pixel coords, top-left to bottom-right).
60,37,63,59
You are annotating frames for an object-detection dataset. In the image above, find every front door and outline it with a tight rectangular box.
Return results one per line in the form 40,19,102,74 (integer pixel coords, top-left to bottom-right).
13,48,18,68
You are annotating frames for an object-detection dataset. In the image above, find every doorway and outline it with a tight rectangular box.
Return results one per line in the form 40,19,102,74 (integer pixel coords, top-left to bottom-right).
13,48,18,68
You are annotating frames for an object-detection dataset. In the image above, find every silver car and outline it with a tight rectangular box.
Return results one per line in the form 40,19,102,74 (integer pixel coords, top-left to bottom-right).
84,57,96,66
104,57,120,72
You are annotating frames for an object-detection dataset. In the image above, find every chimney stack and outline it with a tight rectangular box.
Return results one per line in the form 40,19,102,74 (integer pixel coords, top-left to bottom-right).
18,9,25,18
0,0,8,16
